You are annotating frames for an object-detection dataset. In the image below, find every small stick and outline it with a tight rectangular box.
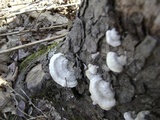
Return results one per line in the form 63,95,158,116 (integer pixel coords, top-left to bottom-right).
20,88,48,118
0,33,66,54
0,24,67,37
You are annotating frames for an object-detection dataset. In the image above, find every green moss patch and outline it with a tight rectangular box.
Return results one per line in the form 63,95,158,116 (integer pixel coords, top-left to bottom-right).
20,42,58,70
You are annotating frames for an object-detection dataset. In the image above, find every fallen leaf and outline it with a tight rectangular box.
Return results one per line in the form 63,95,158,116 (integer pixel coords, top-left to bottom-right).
16,100,26,117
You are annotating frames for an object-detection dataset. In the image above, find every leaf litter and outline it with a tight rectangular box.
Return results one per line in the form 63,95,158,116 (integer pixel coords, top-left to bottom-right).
0,0,81,119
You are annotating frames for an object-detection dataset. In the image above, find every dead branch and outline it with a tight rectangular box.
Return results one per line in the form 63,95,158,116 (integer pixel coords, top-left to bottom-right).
0,33,66,54
0,24,67,37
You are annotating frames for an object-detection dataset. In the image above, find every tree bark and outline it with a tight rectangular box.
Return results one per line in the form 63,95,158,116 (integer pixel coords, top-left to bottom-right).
51,0,160,119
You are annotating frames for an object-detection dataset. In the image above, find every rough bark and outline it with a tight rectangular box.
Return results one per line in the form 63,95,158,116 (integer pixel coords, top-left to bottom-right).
46,0,160,119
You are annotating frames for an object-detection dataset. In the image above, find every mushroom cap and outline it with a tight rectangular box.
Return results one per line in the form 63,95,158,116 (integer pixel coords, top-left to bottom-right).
86,64,116,110
106,52,126,73
49,53,77,88
106,28,121,47
90,77,116,110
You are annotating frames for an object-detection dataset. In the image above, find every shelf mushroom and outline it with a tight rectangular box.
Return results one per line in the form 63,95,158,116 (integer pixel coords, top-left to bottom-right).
106,52,127,73
85,64,116,110
49,53,77,88
106,28,121,47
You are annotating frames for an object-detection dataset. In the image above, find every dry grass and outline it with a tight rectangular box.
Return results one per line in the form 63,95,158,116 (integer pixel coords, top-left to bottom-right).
0,0,80,8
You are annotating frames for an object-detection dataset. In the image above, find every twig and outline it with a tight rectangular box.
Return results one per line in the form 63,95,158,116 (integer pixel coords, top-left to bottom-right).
12,95,47,119
0,24,67,37
0,33,66,54
6,84,27,101
0,2,29,8
54,2,81,8
1,78,48,119
12,95,31,119
29,5,49,30
20,88,48,118
6,84,48,119
12,92,47,119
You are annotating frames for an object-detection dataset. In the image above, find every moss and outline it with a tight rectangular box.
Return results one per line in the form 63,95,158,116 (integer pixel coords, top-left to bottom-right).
19,42,58,70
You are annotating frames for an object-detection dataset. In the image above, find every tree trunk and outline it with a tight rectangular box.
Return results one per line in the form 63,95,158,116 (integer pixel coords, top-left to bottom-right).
50,0,160,119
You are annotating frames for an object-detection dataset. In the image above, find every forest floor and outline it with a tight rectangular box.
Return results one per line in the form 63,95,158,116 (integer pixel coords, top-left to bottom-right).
0,0,80,119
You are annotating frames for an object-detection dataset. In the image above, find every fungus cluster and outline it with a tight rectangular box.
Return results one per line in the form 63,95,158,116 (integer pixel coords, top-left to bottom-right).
85,64,116,110
106,28,127,73
48,28,128,111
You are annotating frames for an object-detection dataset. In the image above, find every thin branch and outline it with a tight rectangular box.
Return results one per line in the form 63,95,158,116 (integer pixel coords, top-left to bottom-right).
6,84,27,101
6,84,48,119
20,88,48,118
12,95,31,119
0,33,66,54
0,24,67,37
12,93,47,119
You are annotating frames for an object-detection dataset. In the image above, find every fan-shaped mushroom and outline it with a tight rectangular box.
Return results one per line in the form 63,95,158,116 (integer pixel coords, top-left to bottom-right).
106,52,126,73
106,28,121,47
49,53,77,88
85,64,116,110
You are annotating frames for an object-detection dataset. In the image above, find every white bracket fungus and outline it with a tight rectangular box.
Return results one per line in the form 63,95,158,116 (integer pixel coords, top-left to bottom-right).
124,111,150,120
106,28,121,47
106,52,127,73
49,53,77,88
85,64,116,110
